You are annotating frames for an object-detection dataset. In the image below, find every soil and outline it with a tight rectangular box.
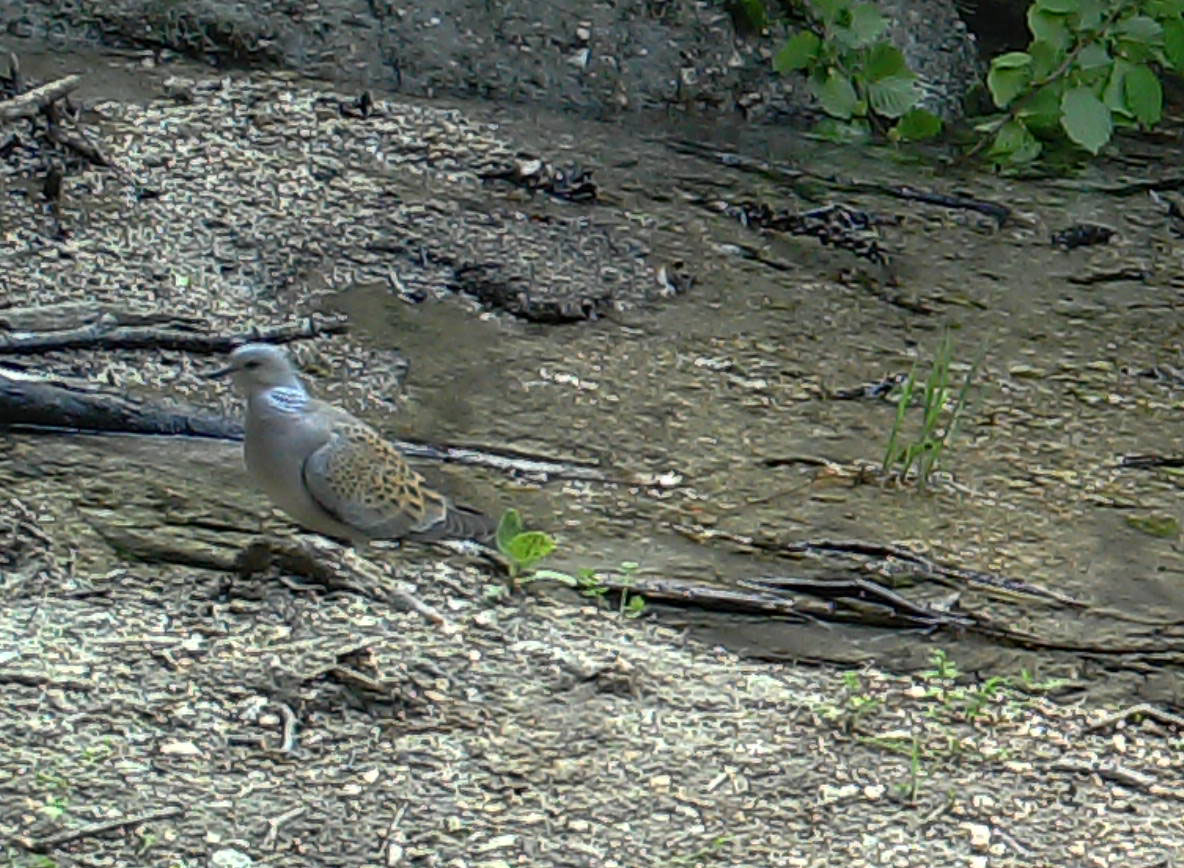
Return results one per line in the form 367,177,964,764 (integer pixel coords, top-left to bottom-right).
3,40,1184,868
0,0,979,121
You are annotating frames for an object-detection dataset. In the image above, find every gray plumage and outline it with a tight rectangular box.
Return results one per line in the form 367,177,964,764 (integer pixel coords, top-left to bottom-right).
211,343,494,544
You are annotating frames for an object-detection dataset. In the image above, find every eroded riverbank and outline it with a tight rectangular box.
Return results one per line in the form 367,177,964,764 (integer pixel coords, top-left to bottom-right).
3,44,1184,866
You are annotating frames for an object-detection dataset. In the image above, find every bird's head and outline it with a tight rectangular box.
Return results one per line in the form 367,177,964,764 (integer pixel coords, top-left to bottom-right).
208,343,303,393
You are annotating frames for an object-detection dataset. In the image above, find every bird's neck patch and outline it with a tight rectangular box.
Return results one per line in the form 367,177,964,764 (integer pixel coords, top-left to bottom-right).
261,386,309,414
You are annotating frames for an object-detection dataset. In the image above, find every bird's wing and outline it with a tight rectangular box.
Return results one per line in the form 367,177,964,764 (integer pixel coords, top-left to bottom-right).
300,406,451,540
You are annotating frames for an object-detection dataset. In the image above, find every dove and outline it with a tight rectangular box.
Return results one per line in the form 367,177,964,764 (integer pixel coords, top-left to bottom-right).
208,342,494,545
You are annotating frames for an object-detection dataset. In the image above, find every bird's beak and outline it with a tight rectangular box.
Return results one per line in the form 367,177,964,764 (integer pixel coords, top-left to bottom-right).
204,364,235,380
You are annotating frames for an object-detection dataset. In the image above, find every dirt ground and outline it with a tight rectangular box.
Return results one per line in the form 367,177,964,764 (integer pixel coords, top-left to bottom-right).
3,43,1184,868
5,515,1184,867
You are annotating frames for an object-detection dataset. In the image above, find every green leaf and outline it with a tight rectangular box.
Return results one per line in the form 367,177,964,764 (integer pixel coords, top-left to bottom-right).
1017,82,1065,132
865,42,909,79
1060,86,1113,153
1118,15,1163,44
987,53,1033,107
1125,63,1163,124
774,30,822,73
811,69,860,118
1114,17,1160,64
1164,19,1184,68
1125,514,1180,538
849,3,887,46
1028,8,1071,51
1146,0,1184,16
992,50,1034,68
868,74,920,117
1028,39,1064,78
1102,59,1133,115
1075,41,1111,70
810,0,845,26
1036,0,1078,11
505,531,557,571
988,119,1043,163
891,108,942,141
810,116,872,142
495,509,525,555
1074,0,1103,29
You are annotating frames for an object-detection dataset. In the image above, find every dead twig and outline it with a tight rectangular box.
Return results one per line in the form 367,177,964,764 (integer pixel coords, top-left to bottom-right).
329,665,388,693
262,805,306,850
0,670,95,692
382,804,409,866
16,805,183,854
0,73,82,121
1082,702,1184,734
1049,758,1184,800
396,439,616,484
273,701,298,754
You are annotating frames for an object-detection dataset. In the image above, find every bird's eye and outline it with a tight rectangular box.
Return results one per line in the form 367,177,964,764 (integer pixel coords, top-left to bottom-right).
244,360,260,370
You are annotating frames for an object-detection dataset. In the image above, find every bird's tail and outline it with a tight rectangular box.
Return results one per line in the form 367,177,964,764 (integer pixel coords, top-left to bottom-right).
412,504,497,542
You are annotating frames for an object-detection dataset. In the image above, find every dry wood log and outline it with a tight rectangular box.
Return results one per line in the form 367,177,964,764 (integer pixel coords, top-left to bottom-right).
0,301,203,332
0,315,349,356
0,73,82,121
0,372,240,439
589,572,972,629
234,537,452,626
46,121,110,167
0,369,613,482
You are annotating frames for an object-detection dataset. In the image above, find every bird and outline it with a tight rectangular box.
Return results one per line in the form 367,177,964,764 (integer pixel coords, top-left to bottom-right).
208,342,495,545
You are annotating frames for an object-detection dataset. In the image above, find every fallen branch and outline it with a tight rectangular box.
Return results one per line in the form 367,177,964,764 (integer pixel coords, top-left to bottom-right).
235,537,455,629
697,532,1088,608
0,302,203,332
568,571,973,630
0,73,81,121
1048,758,1184,800
1082,702,1184,734
262,806,306,850
0,371,241,439
0,670,96,692
0,315,349,356
399,439,617,484
0,369,618,482
781,538,1087,607
17,805,183,854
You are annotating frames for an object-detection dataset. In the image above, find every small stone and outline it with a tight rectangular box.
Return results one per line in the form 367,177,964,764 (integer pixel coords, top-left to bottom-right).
475,835,516,852
210,848,252,868
964,822,991,849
